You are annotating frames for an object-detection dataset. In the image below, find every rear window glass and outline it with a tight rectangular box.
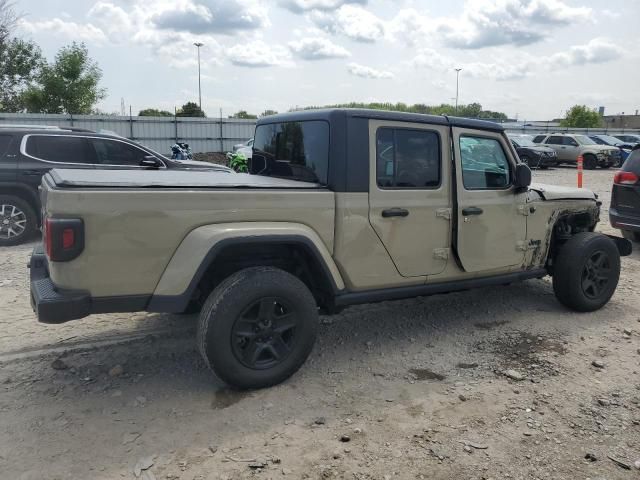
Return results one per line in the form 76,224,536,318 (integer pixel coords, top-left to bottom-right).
623,149,640,173
0,135,11,156
250,121,329,184
26,135,89,164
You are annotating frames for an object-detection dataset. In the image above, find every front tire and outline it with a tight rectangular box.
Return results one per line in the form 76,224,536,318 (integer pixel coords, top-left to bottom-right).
552,232,620,312
197,267,318,389
583,154,597,170
0,195,37,247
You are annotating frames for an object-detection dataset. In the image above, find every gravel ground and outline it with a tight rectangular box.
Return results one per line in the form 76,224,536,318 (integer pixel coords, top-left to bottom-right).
1,166,639,480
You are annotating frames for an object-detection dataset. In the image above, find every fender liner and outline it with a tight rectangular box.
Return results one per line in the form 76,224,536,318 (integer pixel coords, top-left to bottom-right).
147,234,344,313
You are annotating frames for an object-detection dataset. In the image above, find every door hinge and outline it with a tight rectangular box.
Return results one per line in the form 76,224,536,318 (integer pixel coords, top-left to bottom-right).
518,205,537,216
433,248,450,260
436,208,452,221
516,240,538,251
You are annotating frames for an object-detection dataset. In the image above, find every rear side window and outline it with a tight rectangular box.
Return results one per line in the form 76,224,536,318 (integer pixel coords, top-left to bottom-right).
89,138,151,166
26,135,89,164
547,136,563,145
622,150,640,173
0,135,11,156
532,135,546,143
376,128,441,188
251,121,329,184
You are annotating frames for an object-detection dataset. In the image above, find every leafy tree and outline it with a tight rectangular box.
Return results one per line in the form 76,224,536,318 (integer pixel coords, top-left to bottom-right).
0,38,43,112
230,110,257,119
0,0,18,44
260,109,278,117
23,42,106,114
560,105,602,128
176,101,205,117
139,108,173,117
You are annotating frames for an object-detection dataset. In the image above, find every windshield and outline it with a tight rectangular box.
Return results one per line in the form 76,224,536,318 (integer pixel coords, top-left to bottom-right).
251,120,329,184
595,135,621,145
510,136,536,147
574,135,597,145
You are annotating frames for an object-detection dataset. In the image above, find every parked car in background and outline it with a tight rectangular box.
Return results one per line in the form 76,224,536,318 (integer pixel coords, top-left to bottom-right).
589,134,633,164
532,133,618,169
508,134,558,169
0,126,231,246
613,134,640,145
233,138,254,159
610,145,640,243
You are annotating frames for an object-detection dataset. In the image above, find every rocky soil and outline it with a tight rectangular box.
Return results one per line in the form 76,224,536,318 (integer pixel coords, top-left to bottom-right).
1,166,639,480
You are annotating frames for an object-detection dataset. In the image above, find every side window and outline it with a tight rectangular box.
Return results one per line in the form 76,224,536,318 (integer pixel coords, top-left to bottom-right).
547,136,563,145
376,128,441,188
0,135,12,156
26,136,90,164
89,139,151,166
459,136,511,190
532,135,546,143
563,137,578,146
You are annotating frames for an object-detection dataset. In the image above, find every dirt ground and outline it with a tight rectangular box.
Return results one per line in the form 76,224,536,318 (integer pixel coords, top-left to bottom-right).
1,166,639,480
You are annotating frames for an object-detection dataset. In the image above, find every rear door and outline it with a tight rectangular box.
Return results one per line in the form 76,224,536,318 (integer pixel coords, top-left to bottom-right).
368,120,451,277
453,128,527,272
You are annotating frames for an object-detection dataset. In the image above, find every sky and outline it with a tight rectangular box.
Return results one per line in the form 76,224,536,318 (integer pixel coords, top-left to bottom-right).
14,0,640,120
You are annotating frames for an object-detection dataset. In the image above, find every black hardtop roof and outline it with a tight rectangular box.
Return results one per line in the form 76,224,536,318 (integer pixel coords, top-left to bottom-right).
257,108,504,132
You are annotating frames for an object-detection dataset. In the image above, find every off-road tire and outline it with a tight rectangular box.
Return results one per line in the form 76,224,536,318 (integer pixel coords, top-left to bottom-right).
622,230,640,243
583,154,597,170
552,232,620,312
0,195,37,247
197,266,318,389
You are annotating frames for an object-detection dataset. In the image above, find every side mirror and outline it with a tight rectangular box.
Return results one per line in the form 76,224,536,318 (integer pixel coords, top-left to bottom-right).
514,163,532,189
140,156,162,169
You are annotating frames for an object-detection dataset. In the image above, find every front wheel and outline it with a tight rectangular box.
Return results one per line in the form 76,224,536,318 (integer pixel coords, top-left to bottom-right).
583,154,597,170
0,195,37,247
197,267,318,389
552,232,620,312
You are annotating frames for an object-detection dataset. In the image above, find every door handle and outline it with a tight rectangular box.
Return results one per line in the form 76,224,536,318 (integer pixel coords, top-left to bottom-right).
462,207,483,216
382,208,409,218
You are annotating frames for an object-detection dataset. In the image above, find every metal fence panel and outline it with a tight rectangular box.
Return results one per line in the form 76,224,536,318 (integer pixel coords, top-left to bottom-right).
0,113,256,154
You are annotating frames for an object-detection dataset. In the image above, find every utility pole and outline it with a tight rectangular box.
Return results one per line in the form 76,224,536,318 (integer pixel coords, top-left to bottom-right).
454,68,462,114
194,42,204,111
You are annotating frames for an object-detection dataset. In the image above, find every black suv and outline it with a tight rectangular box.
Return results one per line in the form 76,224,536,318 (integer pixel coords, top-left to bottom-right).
0,126,230,246
508,134,558,169
610,145,640,243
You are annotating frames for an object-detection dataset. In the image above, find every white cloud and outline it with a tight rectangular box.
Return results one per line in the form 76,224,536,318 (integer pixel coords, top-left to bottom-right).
19,18,107,43
151,0,269,34
547,37,623,67
310,5,385,42
87,2,133,40
288,37,350,60
281,0,366,13
392,0,593,49
227,40,292,67
347,62,393,79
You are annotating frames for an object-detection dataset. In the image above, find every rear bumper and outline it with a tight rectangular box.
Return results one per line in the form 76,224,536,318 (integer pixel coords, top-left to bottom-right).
29,245,149,324
610,208,640,233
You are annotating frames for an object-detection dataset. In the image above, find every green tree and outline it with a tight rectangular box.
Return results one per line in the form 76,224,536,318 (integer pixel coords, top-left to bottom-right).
0,38,43,112
0,0,18,44
23,42,106,114
230,110,257,119
560,105,602,128
176,101,205,117
139,108,173,117
260,109,278,117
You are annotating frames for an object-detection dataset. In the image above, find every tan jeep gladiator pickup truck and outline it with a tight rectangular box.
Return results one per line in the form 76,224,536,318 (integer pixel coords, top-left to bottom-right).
30,109,632,389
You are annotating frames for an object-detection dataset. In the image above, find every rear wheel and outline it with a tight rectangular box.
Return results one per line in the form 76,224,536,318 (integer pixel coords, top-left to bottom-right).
622,230,640,243
583,154,597,170
197,266,318,389
552,232,620,312
0,195,37,247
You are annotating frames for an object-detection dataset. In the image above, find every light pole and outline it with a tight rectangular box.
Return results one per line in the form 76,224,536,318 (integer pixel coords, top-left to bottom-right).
194,42,204,111
455,68,462,115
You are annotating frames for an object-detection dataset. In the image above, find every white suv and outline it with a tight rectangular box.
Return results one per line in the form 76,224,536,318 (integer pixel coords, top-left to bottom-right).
532,133,619,169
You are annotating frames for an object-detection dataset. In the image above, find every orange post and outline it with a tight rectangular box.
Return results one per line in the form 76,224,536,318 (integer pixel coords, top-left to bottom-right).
577,154,583,188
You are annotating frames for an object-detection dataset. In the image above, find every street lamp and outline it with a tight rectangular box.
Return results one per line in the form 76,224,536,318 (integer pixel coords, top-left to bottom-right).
194,42,204,110
454,68,462,115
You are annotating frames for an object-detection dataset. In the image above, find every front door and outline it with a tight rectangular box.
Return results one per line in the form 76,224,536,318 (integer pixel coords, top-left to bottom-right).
453,128,527,272
368,120,451,277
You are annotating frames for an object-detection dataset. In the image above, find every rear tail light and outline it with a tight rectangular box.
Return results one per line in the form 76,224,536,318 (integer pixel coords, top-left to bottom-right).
44,218,84,262
613,171,639,185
